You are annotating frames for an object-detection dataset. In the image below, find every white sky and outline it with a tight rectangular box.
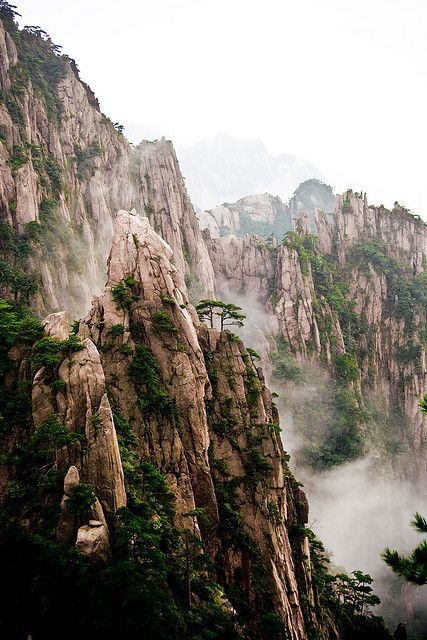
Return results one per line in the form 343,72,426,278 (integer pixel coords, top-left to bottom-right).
15,0,427,216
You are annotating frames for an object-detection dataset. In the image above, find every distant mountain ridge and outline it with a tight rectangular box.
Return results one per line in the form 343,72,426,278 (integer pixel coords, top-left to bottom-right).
178,133,326,210
197,179,336,239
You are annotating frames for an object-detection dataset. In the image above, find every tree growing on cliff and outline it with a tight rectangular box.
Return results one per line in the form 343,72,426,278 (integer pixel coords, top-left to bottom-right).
196,299,246,331
419,393,427,414
0,2,19,28
382,513,427,585
382,397,427,585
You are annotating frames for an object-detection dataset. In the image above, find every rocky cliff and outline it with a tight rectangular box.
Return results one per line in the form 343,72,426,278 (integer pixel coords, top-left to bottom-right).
205,189,426,482
0,207,347,639
0,16,214,317
197,180,334,241
0,8,418,640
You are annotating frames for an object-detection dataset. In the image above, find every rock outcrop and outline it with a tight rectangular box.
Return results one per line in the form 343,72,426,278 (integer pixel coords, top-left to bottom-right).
81,209,218,524
205,232,277,302
77,208,326,638
199,192,293,239
32,313,126,519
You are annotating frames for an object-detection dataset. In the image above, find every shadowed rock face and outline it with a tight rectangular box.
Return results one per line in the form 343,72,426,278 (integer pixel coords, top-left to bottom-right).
32,312,126,520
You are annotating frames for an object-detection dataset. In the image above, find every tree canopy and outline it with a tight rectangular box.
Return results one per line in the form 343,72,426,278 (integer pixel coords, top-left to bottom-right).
196,299,245,331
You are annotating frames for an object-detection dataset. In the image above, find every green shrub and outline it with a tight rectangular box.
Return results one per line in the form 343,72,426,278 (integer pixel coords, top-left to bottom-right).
30,414,80,459
244,366,261,408
271,337,305,383
75,141,102,179
244,441,273,488
119,343,133,356
129,345,180,421
334,353,359,383
51,379,66,393
151,311,178,336
66,483,96,518
32,334,83,370
342,197,353,214
7,145,27,172
111,276,138,310
108,324,124,338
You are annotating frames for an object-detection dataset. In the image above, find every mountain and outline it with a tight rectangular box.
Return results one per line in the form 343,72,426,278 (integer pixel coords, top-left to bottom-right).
178,133,326,210
197,179,335,239
0,6,426,640
206,191,427,481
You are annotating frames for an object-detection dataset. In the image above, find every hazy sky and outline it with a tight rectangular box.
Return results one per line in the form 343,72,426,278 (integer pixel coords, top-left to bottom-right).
16,0,427,216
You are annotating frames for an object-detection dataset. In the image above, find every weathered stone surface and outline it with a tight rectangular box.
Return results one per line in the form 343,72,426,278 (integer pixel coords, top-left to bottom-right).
317,190,427,270
82,210,218,525
135,140,216,299
43,311,70,341
64,465,79,495
200,192,292,238
206,233,277,302
32,328,126,518
205,189,426,484
57,466,80,544
15,162,39,228
76,519,110,563
198,326,313,639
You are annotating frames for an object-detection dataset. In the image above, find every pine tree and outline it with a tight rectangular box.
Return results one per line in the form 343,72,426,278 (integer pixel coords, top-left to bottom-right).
382,512,427,585
195,299,245,330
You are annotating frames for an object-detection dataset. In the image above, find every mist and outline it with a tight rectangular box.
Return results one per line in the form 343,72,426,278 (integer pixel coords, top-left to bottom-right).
220,288,427,636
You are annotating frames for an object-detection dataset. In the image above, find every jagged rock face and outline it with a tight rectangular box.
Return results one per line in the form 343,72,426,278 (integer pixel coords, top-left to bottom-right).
81,210,218,525
0,19,214,317
77,209,328,638
197,180,335,240
199,192,293,239
198,327,312,639
288,179,336,230
275,246,324,358
32,313,126,518
135,141,216,299
205,233,277,302
314,191,427,471
205,191,426,480
317,191,427,270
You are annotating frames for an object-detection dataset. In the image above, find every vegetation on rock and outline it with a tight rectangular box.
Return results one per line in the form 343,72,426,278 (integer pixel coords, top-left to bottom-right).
196,299,246,331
